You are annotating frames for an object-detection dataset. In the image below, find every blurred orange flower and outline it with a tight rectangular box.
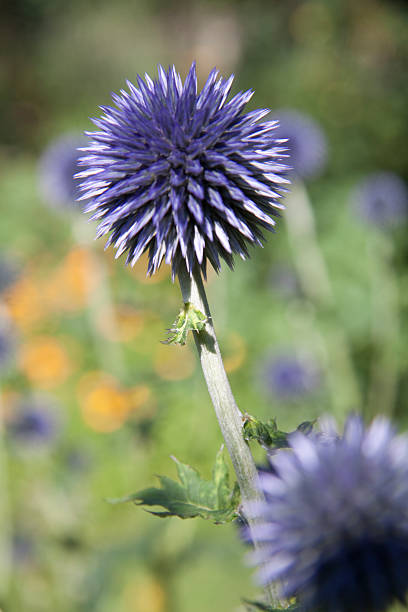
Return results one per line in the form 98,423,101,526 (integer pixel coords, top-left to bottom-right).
223,332,247,373
3,276,45,330
122,574,166,612
126,384,157,419
45,247,99,312
19,336,71,388
96,304,145,342
154,343,195,381
78,371,132,433
128,252,170,284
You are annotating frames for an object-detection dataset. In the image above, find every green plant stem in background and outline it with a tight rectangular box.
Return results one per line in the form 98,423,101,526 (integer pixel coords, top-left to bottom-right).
72,218,126,379
367,233,399,418
177,265,282,608
0,391,11,600
285,181,361,415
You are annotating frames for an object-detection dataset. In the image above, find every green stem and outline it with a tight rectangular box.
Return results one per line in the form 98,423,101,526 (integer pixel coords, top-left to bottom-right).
285,181,361,414
366,233,399,418
72,217,126,379
0,386,12,600
177,265,281,607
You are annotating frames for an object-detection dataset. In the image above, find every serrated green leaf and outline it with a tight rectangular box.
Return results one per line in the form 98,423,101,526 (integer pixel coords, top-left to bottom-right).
109,447,240,524
242,415,316,451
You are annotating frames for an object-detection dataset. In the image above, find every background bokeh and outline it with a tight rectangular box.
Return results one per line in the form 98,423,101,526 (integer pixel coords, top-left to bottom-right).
1,1,408,610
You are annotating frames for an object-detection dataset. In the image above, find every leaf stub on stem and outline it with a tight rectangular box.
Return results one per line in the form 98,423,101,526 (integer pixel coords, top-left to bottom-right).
162,302,208,346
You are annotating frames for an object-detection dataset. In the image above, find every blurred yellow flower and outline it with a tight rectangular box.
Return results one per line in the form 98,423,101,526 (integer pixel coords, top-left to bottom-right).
96,304,145,342
19,336,71,388
223,332,247,373
122,574,166,612
154,343,195,381
3,276,45,330
46,248,99,312
78,371,131,433
126,385,157,419
128,252,170,284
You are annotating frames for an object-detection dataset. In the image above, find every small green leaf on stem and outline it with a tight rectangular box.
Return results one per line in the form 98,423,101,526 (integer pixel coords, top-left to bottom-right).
242,415,316,451
108,447,240,524
162,302,208,345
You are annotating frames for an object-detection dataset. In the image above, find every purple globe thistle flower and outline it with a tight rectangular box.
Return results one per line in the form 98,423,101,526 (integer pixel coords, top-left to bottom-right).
38,134,86,210
77,63,290,278
262,352,320,399
249,414,408,612
352,171,408,229
272,110,328,180
8,396,59,446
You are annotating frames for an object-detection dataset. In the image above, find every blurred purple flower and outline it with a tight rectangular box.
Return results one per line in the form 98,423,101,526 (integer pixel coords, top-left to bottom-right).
272,109,328,179
268,264,300,299
8,396,59,446
248,414,408,612
0,320,16,373
262,352,320,399
38,134,86,210
352,171,408,228
12,532,35,565
0,255,19,293
78,63,290,278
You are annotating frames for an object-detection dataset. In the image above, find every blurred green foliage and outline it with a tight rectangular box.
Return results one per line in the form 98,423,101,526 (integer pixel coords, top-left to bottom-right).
1,0,408,610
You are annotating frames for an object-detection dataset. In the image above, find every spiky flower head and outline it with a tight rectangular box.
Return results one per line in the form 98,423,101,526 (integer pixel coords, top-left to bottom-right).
249,414,408,612
272,109,328,180
77,63,289,278
352,171,408,229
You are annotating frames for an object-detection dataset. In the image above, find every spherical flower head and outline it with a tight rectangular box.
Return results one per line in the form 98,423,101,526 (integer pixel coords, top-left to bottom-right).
272,109,328,180
38,134,87,210
352,171,408,229
249,414,408,612
78,63,290,278
262,352,320,399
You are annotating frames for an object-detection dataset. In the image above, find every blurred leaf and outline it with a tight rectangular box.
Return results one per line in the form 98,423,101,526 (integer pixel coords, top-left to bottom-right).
109,447,240,524
242,415,316,451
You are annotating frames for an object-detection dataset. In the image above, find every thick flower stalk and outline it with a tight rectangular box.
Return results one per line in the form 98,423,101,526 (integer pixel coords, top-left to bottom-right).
249,414,408,612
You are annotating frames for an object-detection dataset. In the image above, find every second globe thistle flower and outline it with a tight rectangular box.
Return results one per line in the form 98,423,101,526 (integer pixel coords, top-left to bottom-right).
249,415,408,612
78,63,289,278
